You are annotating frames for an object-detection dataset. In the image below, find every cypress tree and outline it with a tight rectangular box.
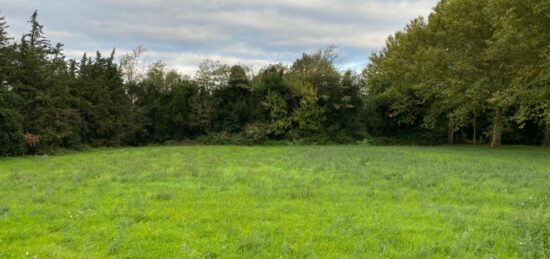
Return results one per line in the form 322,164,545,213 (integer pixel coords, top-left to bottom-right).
0,14,24,156
10,11,79,152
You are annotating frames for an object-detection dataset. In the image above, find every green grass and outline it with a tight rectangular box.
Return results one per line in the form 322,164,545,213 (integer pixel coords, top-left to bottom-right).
0,145,548,258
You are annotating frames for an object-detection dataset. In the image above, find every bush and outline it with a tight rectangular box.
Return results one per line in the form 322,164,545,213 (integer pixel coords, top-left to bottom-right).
243,123,270,144
0,108,24,156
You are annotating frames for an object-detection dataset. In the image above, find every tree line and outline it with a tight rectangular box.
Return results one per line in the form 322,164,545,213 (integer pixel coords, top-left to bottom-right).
0,0,549,155
363,0,550,147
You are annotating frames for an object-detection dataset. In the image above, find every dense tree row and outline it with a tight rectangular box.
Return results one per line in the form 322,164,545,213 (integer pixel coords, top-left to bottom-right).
0,1,548,155
0,12,365,154
123,46,365,146
363,0,550,147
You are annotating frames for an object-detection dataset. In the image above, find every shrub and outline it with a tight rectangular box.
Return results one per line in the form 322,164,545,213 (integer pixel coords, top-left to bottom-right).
243,123,270,144
0,107,24,156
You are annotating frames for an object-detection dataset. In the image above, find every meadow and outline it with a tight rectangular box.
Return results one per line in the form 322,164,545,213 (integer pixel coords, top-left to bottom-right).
0,145,548,258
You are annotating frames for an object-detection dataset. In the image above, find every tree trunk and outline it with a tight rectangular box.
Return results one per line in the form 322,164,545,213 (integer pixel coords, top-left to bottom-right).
490,109,503,148
472,112,477,146
544,122,550,147
448,121,455,145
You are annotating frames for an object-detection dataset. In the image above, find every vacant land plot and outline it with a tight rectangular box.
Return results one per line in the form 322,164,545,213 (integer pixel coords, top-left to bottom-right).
0,146,548,258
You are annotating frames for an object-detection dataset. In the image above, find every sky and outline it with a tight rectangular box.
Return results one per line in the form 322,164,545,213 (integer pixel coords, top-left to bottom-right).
0,0,438,75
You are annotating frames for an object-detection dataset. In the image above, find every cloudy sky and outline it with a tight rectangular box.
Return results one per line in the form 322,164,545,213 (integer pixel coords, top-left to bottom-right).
0,0,438,75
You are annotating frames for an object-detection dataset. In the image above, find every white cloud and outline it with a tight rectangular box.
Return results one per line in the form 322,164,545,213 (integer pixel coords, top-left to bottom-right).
0,0,439,72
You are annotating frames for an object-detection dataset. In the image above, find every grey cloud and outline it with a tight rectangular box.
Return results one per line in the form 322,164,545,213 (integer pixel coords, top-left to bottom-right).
0,0,438,74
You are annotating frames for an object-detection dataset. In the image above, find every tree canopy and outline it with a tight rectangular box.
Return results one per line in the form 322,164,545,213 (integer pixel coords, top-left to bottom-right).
0,3,548,156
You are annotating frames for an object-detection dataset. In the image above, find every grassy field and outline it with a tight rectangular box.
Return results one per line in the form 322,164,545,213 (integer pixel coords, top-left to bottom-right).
0,145,548,258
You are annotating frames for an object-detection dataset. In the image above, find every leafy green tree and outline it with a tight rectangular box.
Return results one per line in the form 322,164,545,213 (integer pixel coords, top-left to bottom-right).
286,74,325,138
290,47,364,140
420,0,491,144
211,65,254,133
136,62,202,142
75,51,138,146
339,70,365,138
490,0,550,146
363,19,433,141
167,80,202,139
191,59,232,132
363,0,549,147
291,48,337,119
255,65,294,138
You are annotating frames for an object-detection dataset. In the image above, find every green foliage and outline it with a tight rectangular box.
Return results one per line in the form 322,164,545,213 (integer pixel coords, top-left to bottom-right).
211,65,256,133
243,122,270,144
7,12,80,152
75,51,137,146
0,14,13,85
255,65,294,138
284,74,323,137
0,15,23,156
0,5,549,156
364,0,549,147
262,91,291,136
132,62,203,143
289,47,364,137
0,89,23,156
